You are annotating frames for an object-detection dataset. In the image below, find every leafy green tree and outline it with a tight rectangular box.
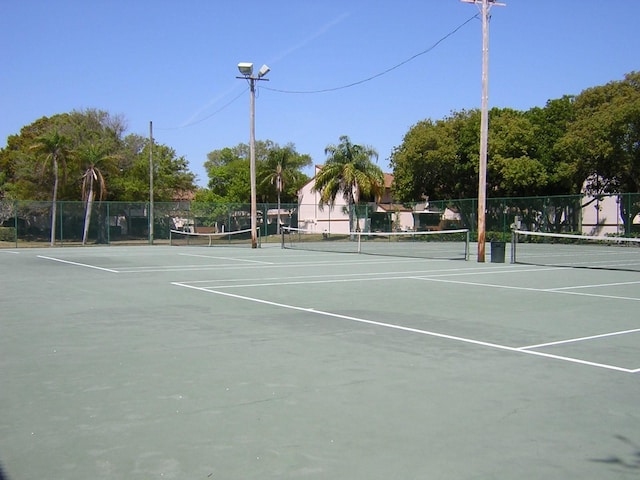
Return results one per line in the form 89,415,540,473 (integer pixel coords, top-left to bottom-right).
556,71,640,232
105,134,196,202
204,154,250,203
391,110,483,203
313,135,384,232
30,129,72,245
391,102,577,201
487,108,547,197
525,95,578,194
1,110,197,205
559,72,640,194
1,115,68,201
203,144,256,203
149,144,196,201
390,110,483,228
66,109,127,151
203,141,310,206
391,118,457,202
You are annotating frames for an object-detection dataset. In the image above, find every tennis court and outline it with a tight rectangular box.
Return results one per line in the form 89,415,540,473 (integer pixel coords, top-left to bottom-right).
1,240,639,479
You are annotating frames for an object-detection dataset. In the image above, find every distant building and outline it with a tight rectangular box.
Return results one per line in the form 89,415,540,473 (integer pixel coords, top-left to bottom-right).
296,167,460,234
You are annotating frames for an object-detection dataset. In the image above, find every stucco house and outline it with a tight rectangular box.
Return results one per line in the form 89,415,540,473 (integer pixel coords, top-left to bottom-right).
295,167,459,234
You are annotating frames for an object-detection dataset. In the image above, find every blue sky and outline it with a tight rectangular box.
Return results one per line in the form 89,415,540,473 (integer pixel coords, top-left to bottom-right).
1,0,638,186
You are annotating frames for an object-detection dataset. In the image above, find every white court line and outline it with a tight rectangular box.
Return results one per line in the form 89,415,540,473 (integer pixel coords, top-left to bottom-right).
0,250,19,254
37,255,119,273
178,252,273,264
171,281,637,374
542,290,640,301
411,276,640,302
177,266,552,289
171,264,630,291
114,256,422,274
548,280,640,291
193,275,420,289
519,328,640,350
181,268,487,285
177,265,558,287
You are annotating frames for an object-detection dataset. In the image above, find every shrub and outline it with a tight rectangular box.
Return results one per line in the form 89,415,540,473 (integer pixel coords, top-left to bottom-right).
0,227,15,242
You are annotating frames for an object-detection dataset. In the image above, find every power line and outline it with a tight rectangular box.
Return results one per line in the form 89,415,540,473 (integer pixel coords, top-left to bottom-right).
264,13,479,95
156,87,249,130
156,13,477,129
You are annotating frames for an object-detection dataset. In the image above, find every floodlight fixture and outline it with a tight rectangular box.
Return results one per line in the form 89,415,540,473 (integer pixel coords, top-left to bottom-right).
258,64,271,78
237,62,254,76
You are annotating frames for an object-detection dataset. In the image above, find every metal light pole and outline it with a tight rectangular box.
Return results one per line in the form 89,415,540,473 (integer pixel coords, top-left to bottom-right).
237,62,270,249
461,0,505,262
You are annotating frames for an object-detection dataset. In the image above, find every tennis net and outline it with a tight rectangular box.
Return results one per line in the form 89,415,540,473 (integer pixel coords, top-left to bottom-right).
512,230,640,271
282,227,470,260
169,228,258,247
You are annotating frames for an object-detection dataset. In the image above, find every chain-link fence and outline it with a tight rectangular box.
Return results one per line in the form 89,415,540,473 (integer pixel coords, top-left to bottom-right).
0,201,299,247
1,194,639,247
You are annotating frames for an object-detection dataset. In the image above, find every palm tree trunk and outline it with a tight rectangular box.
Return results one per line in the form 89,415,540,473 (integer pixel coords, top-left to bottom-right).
82,181,95,245
276,190,281,235
348,191,355,240
50,159,59,247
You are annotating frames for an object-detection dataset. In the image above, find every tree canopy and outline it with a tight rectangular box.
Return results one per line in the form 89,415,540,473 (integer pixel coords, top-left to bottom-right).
2,72,638,217
313,135,384,208
390,71,640,202
0,109,197,203
196,141,311,204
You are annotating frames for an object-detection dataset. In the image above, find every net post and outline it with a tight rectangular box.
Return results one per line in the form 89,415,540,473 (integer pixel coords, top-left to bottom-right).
510,229,517,263
465,230,470,261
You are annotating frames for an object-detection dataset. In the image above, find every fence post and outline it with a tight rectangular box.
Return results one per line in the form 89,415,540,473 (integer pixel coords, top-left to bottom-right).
13,200,18,248
59,201,63,246
627,193,632,236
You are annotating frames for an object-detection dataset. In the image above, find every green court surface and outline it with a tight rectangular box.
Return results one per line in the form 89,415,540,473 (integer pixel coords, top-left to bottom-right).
1,244,639,479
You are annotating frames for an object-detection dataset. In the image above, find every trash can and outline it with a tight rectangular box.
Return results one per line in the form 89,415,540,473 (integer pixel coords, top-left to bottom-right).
490,241,505,263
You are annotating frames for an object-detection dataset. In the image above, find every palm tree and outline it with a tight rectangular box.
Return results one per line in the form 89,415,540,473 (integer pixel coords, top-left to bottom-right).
260,145,311,234
30,130,71,246
312,135,384,233
261,146,300,235
79,144,117,245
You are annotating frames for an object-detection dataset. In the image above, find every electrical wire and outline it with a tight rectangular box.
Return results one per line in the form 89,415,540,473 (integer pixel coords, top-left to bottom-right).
263,13,479,95
157,87,249,130
157,13,477,129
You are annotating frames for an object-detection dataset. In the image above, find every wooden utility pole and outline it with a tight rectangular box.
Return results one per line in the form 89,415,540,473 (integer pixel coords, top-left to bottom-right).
461,0,505,262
